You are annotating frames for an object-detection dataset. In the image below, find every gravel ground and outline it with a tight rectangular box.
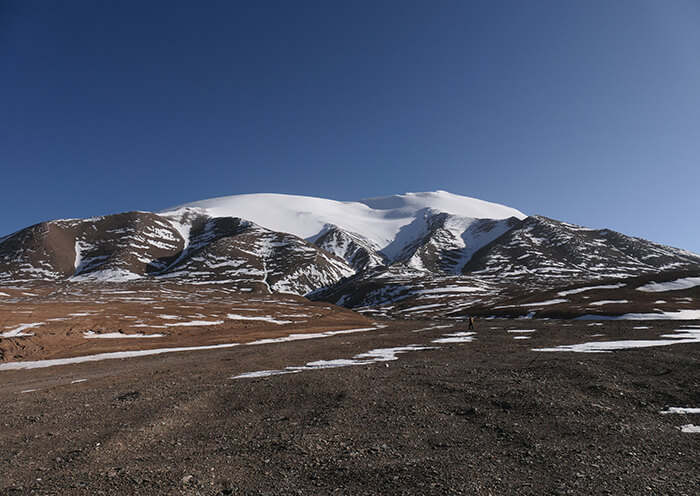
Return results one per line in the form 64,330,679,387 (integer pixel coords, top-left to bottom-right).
1,319,698,495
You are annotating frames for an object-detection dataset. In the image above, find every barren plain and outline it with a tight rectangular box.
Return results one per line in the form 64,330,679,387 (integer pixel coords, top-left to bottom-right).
1,290,698,495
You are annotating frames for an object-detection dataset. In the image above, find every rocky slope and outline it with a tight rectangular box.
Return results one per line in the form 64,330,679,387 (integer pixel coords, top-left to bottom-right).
1,191,698,319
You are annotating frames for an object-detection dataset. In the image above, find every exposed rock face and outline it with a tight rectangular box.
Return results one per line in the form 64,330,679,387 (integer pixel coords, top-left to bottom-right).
0,211,354,296
462,215,700,286
155,216,355,294
0,212,184,282
312,217,700,319
313,226,386,271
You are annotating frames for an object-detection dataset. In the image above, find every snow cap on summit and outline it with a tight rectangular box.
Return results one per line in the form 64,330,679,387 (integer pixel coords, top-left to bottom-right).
160,191,526,250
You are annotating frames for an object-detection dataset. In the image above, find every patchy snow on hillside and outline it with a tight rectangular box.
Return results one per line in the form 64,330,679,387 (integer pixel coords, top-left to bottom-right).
589,300,631,306
1,322,44,337
557,283,626,296
577,309,700,320
637,276,700,292
71,268,142,282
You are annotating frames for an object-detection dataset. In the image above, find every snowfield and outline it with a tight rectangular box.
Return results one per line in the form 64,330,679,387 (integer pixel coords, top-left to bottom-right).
160,190,526,261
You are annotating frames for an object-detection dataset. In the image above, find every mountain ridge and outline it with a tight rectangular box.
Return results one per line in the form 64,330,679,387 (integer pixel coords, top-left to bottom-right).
1,191,698,320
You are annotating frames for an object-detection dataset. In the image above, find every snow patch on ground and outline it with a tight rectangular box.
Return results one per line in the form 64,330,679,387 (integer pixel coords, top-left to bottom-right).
637,276,700,292
0,326,386,371
226,314,292,325
660,407,700,415
245,326,382,346
532,328,700,353
232,344,437,379
557,283,625,296
432,331,476,344
589,300,630,306
1,322,44,337
520,299,568,307
162,320,225,327
577,309,700,320
411,324,454,333
414,287,482,295
83,331,165,339
0,343,243,370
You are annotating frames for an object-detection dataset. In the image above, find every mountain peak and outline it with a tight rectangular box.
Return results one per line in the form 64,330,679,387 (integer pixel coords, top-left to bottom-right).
2,191,699,318
160,191,526,252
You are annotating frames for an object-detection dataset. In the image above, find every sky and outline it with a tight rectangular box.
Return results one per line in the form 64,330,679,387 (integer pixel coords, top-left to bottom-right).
1,0,699,253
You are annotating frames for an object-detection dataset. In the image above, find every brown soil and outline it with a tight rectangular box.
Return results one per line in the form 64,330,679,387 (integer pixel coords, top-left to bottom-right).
0,318,698,495
0,282,371,363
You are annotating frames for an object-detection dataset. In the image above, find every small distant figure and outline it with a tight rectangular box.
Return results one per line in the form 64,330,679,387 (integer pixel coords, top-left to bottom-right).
468,315,474,330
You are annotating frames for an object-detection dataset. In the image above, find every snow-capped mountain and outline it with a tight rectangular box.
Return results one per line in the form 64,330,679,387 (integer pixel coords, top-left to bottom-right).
160,191,526,263
1,191,698,319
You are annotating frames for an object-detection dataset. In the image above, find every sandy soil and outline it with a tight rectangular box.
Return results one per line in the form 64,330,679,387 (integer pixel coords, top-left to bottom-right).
1,318,698,495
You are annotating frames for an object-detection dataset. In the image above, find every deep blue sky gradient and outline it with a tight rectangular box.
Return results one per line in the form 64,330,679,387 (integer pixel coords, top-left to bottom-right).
2,0,699,252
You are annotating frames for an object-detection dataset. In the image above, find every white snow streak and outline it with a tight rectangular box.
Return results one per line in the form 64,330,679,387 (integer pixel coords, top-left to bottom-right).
637,277,700,292
532,328,700,353
557,284,626,296
245,326,381,346
432,331,476,344
83,331,165,339
660,407,700,415
162,320,224,327
232,344,437,379
589,300,630,306
576,309,700,320
1,322,44,337
226,314,292,325
0,342,242,370
0,326,385,371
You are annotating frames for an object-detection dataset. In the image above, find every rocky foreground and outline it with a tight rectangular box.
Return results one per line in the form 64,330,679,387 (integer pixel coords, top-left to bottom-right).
1,319,698,495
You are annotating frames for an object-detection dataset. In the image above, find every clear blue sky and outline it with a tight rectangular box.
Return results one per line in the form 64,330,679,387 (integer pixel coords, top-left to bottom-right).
2,0,699,253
